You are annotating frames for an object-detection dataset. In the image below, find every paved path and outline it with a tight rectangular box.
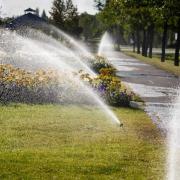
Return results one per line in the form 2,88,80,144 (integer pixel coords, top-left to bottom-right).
106,52,180,131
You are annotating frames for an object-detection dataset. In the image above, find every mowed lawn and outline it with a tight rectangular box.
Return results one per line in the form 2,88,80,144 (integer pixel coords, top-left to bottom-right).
0,104,165,179
125,51,180,76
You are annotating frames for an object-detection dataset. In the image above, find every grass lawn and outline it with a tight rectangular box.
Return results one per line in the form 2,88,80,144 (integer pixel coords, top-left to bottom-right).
0,104,165,179
124,51,180,76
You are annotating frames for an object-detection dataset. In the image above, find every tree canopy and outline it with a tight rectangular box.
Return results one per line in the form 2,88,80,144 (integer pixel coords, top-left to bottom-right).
50,0,82,36
95,0,180,65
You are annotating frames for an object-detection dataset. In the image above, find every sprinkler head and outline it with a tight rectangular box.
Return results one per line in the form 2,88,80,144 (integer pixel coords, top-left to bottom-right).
119,123,123,128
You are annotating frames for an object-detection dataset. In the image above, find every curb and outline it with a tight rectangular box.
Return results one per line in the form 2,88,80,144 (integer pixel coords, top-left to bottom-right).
130,101,145,110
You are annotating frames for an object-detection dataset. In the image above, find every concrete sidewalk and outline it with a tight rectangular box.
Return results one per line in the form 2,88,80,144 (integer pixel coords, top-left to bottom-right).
107,52,180,131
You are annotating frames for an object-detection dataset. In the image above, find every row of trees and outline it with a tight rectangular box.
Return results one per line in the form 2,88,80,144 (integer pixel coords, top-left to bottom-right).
79,12,105,40
1,0,103,40
95,0,180,66
49,0,104,39
35,8,48,21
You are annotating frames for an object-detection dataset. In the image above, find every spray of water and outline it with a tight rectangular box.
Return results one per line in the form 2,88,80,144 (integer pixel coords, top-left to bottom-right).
26,28,96,76
49,25,93,58
0,29,120,125
98,31,180,179
167,93,180,180
98,32,115,57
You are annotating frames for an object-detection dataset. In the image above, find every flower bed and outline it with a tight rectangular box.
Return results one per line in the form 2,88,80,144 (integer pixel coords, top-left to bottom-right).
79,68,136,107
90,55,113,73
0,55,141,107
0,64,61,104
84,56,141,107
0,65,91,104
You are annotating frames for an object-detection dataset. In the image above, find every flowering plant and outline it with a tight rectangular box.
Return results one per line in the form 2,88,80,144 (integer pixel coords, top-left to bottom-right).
79,68,137,107
90,55,114,73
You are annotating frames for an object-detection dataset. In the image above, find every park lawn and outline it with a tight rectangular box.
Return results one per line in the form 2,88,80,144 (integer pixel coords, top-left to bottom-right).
125,51,180,76
0,104,165,179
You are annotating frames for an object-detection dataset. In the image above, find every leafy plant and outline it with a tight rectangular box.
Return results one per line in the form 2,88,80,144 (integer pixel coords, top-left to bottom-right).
91,55,114,73
79,68,136,107
0,64,61,104
0,61,141,107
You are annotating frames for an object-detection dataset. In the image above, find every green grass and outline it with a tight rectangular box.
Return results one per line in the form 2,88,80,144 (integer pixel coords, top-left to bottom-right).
153,53,175,61
124,51,180,76
0,104,165,179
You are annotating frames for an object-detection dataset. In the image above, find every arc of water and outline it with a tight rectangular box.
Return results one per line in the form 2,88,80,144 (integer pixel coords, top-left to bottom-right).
98,32,115,57
167,96,180,180
0,29,121,125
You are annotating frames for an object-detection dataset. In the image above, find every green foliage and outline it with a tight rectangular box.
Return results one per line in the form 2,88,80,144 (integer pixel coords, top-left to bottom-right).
50,0,65,28
79,13,105,40
0,57,139,107
93,68,135,107
50,0,82,36
0,64,102,105
80,56,138,107
97,0,126,27
0,64,60,104
91,55,114,73
35,8,40,17
41,10,48,20
96,0,180,64
94,0,106,11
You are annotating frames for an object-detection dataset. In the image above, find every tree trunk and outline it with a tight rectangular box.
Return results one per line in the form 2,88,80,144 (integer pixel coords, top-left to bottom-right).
145,28,150,57
133,42,136,52
149,24,154,58
132,33,136,52
161,21,168,62
136,28,141,54
174,19,180,66
116,25,121,51
142,29,147,56
137,29,141,54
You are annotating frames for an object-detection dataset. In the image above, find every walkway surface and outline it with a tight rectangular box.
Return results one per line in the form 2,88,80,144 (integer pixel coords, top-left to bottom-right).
107,52,180,131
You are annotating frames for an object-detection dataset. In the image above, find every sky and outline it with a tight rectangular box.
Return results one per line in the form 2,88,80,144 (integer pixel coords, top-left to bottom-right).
1,0,98,17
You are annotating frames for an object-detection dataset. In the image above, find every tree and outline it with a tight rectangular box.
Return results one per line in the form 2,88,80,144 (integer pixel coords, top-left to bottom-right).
64,0,81,36
79,13,94,40
36,8,40,16
50,0,81,36
50,0,65,29
124,0,158,57
175,19,180,66
95,0,179,65
96,0,127,50
94,0,106,11
167,0,180,66
96,0,155,54
79,13,104,40
41,10,48,21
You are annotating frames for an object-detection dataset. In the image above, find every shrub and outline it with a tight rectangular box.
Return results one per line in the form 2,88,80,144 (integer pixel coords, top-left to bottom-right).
79,68,135,107
0,64,61,104
0,64,104,105
90,56,114,73
0,61,140,107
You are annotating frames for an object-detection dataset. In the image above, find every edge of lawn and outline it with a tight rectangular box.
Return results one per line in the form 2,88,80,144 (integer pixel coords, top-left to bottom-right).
123,51,180,77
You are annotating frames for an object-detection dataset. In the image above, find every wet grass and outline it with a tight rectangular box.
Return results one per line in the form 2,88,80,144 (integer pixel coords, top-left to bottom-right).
0,104,165,179
125,51,180,76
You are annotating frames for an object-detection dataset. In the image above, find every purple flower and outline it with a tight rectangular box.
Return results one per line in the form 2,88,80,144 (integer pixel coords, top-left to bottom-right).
98,84,106,93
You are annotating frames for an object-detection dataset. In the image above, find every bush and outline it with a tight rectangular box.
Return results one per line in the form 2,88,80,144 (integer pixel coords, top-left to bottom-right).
0,64,61,104
0,60,140,107
0,64,106,105
79,68,135,107
90,56,114,73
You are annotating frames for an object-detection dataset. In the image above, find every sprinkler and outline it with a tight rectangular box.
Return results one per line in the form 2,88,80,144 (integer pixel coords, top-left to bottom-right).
120,123,123,128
